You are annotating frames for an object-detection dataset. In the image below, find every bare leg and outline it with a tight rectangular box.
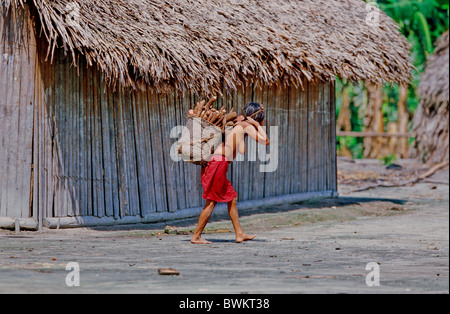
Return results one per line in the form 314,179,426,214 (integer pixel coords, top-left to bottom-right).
191,200,217,244
227,196,256,243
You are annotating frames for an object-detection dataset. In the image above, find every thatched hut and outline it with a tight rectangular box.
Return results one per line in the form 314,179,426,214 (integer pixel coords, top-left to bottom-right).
0,0,411,230
412,31,449,164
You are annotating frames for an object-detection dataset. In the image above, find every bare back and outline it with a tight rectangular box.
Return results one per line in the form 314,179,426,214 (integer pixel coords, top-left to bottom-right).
214,117,269,161
213,121,247,161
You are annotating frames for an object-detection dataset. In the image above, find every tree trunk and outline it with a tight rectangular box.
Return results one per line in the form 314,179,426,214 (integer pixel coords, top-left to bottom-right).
397,84,409,158
337,86,352,132
364,84,384,158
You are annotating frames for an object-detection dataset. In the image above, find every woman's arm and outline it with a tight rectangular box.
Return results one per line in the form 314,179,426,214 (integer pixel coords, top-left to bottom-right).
244,118,270,146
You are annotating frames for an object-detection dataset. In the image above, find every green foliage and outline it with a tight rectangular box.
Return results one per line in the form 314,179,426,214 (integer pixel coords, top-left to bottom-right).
379,0,449,72
337,136,365,159
379,153,398,166
337,0,448,159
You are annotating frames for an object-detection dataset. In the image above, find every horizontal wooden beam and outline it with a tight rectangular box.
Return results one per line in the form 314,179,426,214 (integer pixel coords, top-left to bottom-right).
42,190,338,229
337,131,415,138
0,218,39,231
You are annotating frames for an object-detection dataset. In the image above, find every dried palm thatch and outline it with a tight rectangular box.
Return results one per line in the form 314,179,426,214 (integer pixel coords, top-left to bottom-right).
412,31,449,164
2,0,412,94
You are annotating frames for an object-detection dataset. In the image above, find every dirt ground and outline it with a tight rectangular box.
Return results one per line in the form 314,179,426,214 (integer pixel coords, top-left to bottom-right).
0,158,448,294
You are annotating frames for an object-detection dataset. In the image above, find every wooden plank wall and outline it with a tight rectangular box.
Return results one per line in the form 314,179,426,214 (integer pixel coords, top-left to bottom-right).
32,46,337,221
1,25,336,223
0,5,36,219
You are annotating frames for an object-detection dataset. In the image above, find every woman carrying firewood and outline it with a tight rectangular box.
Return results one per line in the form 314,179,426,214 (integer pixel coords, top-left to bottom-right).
190,101,270,244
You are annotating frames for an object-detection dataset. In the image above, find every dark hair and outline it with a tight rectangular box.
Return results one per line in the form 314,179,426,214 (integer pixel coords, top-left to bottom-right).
244,102,265,123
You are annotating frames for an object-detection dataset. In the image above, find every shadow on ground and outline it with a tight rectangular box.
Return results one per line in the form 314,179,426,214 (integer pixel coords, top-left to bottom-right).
86,196,409,235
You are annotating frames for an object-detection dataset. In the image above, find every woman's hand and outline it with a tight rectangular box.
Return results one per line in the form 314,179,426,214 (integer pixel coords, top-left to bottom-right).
244,117,269,146
246,116,260,128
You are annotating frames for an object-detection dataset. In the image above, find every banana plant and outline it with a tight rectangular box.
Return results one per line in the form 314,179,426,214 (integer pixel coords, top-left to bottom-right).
378,0,449,72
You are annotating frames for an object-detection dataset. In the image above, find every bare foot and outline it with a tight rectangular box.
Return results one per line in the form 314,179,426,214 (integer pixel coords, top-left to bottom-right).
191,237,212,244
236,233,256,243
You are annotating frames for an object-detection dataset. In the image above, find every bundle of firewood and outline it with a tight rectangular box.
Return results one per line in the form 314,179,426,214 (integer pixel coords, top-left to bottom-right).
187,97,238,131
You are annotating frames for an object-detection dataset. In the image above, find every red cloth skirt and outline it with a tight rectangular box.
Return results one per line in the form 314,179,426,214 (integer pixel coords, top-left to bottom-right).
201,155,237,203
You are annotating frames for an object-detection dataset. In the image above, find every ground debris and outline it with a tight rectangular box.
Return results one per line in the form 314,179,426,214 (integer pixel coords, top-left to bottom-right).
158,268,180,276
338,160,449,193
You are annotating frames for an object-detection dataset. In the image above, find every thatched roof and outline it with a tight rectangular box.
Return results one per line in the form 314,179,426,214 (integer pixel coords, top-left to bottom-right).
412,31,449,164
419,31,449,107
3,0,412,94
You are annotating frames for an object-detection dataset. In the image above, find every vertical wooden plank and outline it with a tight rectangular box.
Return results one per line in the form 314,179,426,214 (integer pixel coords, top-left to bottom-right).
303,80,310,193
61,55,70,217
7,5,23,218
77,61,84,216
68,61,75,216
289,86,299,194
286,85,295,195
147,89,168,212
282,85,290,196
0,12,7,218
85,64,94,217
6,21,23,217
311,81,320,192
57,51,67,218
32,52,40,223
125,90,140,216
100,76,117,218
318,82,324,192
172,92,187,210
322,81,330,192
37,56,46,226
42,46,53,220
15,16,31,218
67,59,75,216
0,32,15,217
307,81,313,193
330,81,337,193
158,92,178,212
114,89,129,217
52,50,62,218
82,62,92,217
7,6,35,219
140,87,158,214
88,64,97,217
324,81,330,192
23,24,36,220
48,42,56,219
78,62,87,216
278,85,286,197
0,45,10,218
91,66,105,218
61,57,70,217
132,89,151,216
73,60,80,216
313,81,319,192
